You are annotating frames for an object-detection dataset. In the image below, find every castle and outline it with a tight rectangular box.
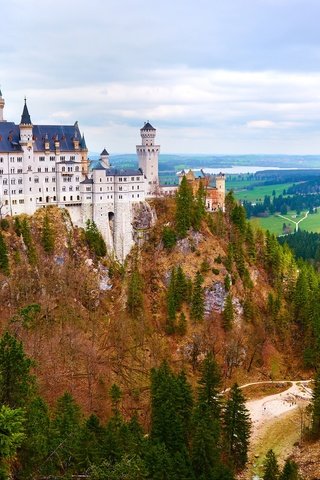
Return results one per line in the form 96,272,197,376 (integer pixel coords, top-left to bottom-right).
0,91,225,260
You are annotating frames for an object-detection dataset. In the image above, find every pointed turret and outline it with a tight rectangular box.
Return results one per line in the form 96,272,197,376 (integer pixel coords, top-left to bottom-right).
0,88,5,122
80,134,87,150
20,98,32,125
100,148,110,168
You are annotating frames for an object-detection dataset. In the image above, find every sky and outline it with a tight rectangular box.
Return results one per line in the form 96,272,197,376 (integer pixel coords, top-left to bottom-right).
2,0,320,154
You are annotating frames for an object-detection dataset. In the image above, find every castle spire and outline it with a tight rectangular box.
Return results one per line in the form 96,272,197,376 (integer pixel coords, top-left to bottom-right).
20,97,32,125
0,88,5,122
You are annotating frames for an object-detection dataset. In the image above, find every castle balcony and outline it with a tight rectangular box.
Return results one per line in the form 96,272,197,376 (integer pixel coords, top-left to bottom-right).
61,171,74,176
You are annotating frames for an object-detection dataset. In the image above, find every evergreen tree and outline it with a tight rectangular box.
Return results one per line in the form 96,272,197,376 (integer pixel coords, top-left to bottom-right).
279,459,298,480
190,271,204,323
127,267,144,318
222,294,234,331
191,353,223,480
41,212,55,254
176,312,187,336
263,449,279,480
85,220,107,257
223,383,251,471
166,268,177,334
311,371,320,437
175,176,193,238
162,226,177,250
18,397,50,478
76,414,105,471
192,181,206,231
0,405,25,479
175,265,188,309
0,332,35,408
21,218,37,264
245,223,256,261
0,231,9,275
50,392,82,475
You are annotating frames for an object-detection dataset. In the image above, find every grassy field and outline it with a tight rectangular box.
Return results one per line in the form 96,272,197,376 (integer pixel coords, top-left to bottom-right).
232,182,298,203
250,210,320,235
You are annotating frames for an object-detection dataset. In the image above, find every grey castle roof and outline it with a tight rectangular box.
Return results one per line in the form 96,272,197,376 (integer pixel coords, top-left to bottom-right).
80,177,94,184
141,122,155,131
0,122,84,153
21,100,32,125
80,134,87,149
105,167,143,177
100,148,109,156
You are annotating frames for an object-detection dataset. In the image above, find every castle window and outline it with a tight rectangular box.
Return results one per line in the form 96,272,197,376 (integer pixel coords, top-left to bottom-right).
45,167,48,172
52,167,55,172
52,177,55,182
3,179,7,185
68,167,72,172
39,197,42,202
132,186,134,190
17,169,22,173
28,166,32,171
10,168,15,174
60,156,65,162
19,199,24,204
132,194,134,198
136,177,140,181
38,167,41,173
11,190,16,194
18,178,22,184
50,156,55,161
3,189,7,195
119,186,122,191
86,187,91,191
39,156,45,161
70,156,75,161
11,179,15,185
10,157,14,163
39,188,41,192
17,157,22,162
124,177,127,182
62,166,65,172
75,166,79,172
77,195,80,200
12,200,17,205
70,196,73,200
4,200,8,205
119,178,122,182
119,195,122,199
63,196,66,201
100,187,102,191
53,187,55,192
35,177,39,183
137,185,139,190
137,194,139,198
19,189,23,194
69,186,73,191
45,178,49,183
53,196,56,201
0,158,3,163
100,196,102,200
86,196,91,200
62,187,66,192
29,188,32,192
131,177,134,181
76,186,79,191
46,188,48,192
0,170,2,175
76,176,79,182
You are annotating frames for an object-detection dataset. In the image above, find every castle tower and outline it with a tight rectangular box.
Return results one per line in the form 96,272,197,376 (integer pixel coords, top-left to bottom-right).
136,122,160,196
215,173,226,211
100,148,110,168
19,98,33,148
0,89,5,122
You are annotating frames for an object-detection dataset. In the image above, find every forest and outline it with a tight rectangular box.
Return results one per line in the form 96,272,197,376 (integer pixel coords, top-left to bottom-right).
0,179,320,478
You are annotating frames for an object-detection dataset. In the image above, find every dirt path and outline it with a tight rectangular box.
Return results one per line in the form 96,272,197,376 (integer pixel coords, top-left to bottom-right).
245,381,312,442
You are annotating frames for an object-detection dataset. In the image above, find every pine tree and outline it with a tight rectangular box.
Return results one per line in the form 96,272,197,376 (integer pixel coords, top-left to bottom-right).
166,268,177,334
175,176,193,238
0,332,35,408
223,383,251,471
127,267,144,318
177,312,187,336
223,294,234,331
190,271,204,323
42,212,55,254
311,371,320,437
279,459,298,480
192,181,206,231
0,230,9,275
21,218,37,264
191,353,223,479
175,265,188,309
85,220,107,257
263,449,279,480
0,405,25,479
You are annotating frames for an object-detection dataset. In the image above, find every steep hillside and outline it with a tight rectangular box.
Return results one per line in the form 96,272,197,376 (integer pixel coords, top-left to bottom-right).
0,194,312,421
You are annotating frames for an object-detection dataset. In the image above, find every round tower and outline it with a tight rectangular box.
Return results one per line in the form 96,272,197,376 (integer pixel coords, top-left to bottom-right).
0,89,5,122
136,121,160,196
